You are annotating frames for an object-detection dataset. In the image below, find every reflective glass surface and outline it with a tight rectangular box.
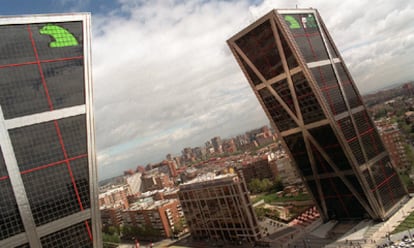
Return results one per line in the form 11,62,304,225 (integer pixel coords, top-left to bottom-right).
282,13,328,62
236,21,284,80
311,64,347,115
40,220,92,248
0,148,25,240
0,19,93,246
259,87,298,131
0,22,84,119
292,72,325,124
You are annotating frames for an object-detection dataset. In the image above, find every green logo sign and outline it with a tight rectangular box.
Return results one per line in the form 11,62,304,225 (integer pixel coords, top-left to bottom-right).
40,24,78,48
284,14,318,29
284,15,300,29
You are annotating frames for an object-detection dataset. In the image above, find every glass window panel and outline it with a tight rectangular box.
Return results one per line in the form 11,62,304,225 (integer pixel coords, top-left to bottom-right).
9,121,64,172
258,87,297,131
335,64,362,108
283,14,328,62
270,78,296,114
284,132,312,176
239,56,262,86
42,59,85,109
22,163,81,226
58,114,87,158
311,65,347,115
40,220,92,248
0,24,35,65
0,148,25,240
0,65,49,119
235,21,284,80
292,72,325,124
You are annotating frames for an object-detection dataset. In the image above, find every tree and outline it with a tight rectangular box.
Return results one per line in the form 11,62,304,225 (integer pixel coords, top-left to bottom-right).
262,178,273,192
248,178,262,194
271,177,284,192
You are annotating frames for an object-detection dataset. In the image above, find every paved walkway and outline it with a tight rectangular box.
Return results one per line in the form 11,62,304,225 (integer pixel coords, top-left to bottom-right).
325,196,414,248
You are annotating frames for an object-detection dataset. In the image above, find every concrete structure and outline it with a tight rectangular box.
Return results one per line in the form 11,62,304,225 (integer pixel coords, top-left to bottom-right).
122,198,185,239
178,172,261,243
228,9,408,221
0,14,101,247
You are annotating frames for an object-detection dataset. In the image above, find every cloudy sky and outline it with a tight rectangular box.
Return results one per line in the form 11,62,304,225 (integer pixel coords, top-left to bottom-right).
2,0,414,179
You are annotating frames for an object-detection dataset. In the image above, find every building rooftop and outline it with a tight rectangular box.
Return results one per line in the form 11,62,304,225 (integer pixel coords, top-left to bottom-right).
128,198,177,211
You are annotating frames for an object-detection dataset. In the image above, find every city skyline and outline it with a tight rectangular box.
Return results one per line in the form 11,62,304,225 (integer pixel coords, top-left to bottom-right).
1,0,413,180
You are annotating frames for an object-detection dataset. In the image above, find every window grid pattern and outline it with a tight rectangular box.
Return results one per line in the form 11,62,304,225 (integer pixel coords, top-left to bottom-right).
259,87,297,131
284,132,312,176
319,177,362,218
0,23,84,120
310,64,347,115
9,115,89,226
292,72,325,124
40,220,92,248
353,111,385,160
279,27,299,69
336,64,362,108
235,21,284,80
0,20,93,245
309,125,352,171
283,14,329,63
369,157,406,212
239,57,262,86
0,148,25,240
337,117,365,165
270,78,296,115
178,180,260,242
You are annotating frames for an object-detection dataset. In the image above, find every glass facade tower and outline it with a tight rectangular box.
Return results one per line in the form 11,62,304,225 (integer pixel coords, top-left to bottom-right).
227,9,408,221
0,14,101,247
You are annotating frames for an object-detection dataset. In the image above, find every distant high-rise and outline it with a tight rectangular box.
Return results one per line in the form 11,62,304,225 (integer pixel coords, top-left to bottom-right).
0,14,101,247
178,172,261,243
228,9,408,221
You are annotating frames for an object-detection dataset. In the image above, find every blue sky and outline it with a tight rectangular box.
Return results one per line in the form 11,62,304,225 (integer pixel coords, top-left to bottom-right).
2,0,414,180
1,1,119,16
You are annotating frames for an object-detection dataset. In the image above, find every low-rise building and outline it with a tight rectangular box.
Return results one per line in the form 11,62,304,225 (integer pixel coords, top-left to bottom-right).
240,156,278,183
122,198,185,239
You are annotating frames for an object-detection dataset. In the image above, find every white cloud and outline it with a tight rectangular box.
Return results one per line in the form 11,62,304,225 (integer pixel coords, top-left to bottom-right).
92,0,414,179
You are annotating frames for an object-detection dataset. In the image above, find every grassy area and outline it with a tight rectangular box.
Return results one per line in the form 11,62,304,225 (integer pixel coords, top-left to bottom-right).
252,193,311,204
392,211,414,234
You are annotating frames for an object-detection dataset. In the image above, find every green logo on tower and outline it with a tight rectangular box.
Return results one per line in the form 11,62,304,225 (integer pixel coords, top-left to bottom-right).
40,24,78,48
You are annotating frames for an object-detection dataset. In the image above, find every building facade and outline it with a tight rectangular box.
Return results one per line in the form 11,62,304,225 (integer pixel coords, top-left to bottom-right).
0,14,101,247
178,173,261,243
99,185,130,210
240,156,278,183
228,9,408,221
378,125,410,172
122,199,185,239
141,170,174,192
